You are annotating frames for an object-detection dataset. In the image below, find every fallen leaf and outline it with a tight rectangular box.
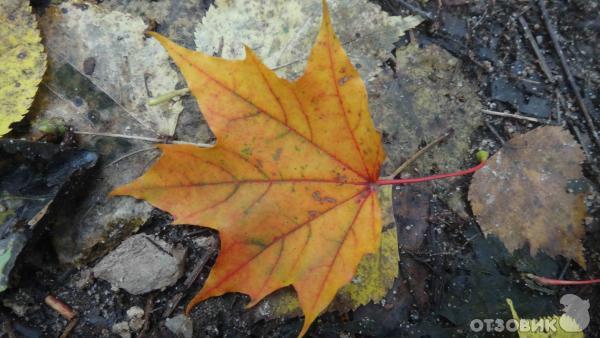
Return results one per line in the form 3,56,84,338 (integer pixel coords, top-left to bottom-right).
33,2,180,265
507,298,584,337
0,0,46,135
195,0,423,81
468,126,587,267
38,1,183,136
113,3,386,336
372,43,483,176
0,139,97,292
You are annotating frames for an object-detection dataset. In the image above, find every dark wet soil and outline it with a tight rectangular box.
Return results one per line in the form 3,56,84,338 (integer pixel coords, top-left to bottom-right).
1,0,599,337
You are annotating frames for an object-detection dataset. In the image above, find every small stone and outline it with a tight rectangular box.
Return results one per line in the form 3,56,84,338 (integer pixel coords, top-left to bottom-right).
192,236,217,250
111,321,131,338
126,306,145,331
165,314,193,338
126,306,144,319
73,269,93,289
2,290,38,317
92,234,186,295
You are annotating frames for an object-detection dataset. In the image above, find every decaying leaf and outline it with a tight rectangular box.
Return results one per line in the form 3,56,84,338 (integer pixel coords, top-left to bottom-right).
372,44,483,176
38,1,183,136
100,0,209,48
114,3,386,336
195,0,422,81
507,298,584,337
33,2,179,265
0,140,97,292
0,0,46,135
469,126,587,267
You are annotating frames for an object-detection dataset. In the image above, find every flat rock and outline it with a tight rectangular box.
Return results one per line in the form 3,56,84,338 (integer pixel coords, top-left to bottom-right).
92,234,186,295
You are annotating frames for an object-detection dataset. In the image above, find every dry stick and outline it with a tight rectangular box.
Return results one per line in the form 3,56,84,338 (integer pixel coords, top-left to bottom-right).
484,120,506,144
383,128,454,180
148,88,190,106
481,109,546,123
45,295,77,321
162,242,218,318
517,16,554,83
538,0,600,149
554,88,563,124
106,146,158,167
138,294,155,338
395,0,434,20
74,131,212,148
59,318,79,338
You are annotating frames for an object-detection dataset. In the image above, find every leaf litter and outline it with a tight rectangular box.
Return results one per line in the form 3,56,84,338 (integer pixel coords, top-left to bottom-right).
0,0,46,135
1,0,597,336
32,1,190,265
469,126,588,268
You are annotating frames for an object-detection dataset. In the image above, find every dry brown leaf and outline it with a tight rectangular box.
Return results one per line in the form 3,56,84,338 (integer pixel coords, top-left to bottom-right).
468,126,587,267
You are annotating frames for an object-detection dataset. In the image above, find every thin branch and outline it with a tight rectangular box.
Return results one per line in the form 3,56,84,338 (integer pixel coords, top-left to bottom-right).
538,0,600,149
481,109,547,123
148,88,190,106
517,15,554,83
106,147,158,167
485,120,506,144
74,131,212,147
383,128,454,180
395,0,434,20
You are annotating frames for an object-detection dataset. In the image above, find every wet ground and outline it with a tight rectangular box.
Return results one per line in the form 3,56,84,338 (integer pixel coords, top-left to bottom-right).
1,0,599,337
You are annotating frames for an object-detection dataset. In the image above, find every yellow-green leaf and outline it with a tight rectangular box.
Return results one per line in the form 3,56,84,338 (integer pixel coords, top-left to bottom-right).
0,0,47,136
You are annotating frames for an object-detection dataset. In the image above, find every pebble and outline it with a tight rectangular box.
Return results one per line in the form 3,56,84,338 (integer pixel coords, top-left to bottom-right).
92,234,186,295
165,314,194,338
111,321,131,338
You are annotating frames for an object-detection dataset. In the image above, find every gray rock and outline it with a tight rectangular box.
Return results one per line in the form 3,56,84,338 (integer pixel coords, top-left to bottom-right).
111,321,131,338
92,234,186,295
165,314,193,338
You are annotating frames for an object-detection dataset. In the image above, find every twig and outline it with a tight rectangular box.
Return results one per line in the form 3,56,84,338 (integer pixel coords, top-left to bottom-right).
138,294,155,338
148,88,190,106
481,109,546,123
395,0,434,20
558,259,571,280
484,120,506,144
383,128,454,180
59,317,79,338
45,295,77,321
106,147,158,167
555,88,563,124
517,16,554,82
538,0,600,149
74,131,212,147
162,241,217,318
567,120,593,161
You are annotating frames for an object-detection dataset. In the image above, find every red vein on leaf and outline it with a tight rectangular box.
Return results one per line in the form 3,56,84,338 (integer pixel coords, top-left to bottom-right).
308,192,372,313
199,188,368,299
324,24,372,179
